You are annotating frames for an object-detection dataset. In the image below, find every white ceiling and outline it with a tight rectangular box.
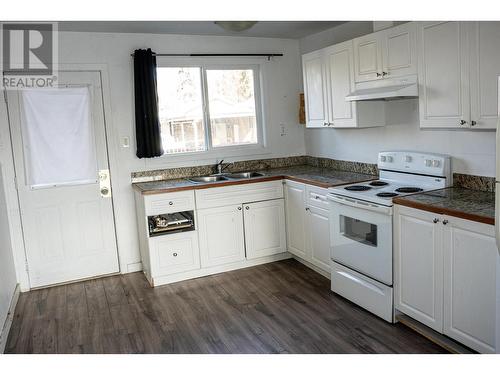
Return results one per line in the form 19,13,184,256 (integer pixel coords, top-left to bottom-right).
58,21,347,39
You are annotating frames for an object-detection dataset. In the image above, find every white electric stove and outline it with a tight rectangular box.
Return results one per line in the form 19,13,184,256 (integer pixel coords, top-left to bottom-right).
328,151,451,322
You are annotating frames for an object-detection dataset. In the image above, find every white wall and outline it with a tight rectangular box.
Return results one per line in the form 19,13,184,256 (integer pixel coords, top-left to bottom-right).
300,22,496,177
0,164,18,338
0,31,305,286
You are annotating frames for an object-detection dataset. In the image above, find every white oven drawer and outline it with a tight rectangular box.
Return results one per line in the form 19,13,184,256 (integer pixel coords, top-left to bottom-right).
331,262,394,323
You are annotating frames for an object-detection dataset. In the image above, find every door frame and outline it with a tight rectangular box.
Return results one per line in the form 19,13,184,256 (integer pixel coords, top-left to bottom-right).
4,63,120,291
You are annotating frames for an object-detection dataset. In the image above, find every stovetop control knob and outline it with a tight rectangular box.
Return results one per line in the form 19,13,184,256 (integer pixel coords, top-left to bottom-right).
432,160,440,167
425,159,432,167
405,155,412,162
380,155,387,162
386,156,393,162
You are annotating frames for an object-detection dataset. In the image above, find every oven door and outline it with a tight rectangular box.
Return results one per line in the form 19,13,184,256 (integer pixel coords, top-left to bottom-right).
328,194,393,285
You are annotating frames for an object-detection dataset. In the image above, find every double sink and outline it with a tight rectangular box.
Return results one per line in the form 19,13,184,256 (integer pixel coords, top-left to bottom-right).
188,171,264,184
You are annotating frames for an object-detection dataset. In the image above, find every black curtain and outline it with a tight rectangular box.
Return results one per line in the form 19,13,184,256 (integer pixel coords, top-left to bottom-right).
133,48,164,158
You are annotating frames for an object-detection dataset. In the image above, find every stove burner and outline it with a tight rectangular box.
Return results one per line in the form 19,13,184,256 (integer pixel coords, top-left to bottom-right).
344,185,372,191
376,192,399,198
395,187,424,193
369,181,389,187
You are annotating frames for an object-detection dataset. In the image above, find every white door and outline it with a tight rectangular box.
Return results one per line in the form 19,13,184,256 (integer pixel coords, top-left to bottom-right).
418,21,470,128
394,206,443,332
382,22,417,78
7,71,119,288
302,51,328,128
353,32,383,82
469,21,500,130
197,204,245,267
306,205,330,272
324,41,357,128
443,217,499,353
243,199,286,260
284,181,307,259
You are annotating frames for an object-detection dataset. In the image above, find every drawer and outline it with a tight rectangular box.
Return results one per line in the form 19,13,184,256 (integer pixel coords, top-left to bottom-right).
150,231,200,276
306,185,329,210
195,180,284,209
145,190,195,215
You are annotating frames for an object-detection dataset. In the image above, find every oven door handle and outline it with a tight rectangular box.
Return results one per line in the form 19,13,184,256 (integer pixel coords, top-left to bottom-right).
327,194,392,215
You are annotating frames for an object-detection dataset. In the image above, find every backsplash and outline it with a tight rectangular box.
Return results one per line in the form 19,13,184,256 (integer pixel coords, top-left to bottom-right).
453,173,495,192
131,156,377,183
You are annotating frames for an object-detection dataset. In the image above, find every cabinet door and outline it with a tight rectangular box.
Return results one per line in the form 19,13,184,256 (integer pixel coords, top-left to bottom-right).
284,181,308,259
150,231,200,277
394,206,443,332
353,32,383,82
324,41,357,128
417,21,470,128
302,51,328,128
382,22,417,78
306,205,331,273
443,217,499,353
197,205,245,268
469,21,500,130
243,199,286,260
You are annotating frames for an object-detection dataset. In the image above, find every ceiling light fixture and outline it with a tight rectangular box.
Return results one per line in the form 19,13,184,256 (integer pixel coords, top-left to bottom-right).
214,21,258,32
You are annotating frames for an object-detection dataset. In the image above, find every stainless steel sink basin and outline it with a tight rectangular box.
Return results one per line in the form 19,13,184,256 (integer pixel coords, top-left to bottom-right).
226,172,264,179
187,175,228,183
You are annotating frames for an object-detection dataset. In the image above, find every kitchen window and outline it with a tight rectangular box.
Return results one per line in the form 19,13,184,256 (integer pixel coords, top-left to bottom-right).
157,65,262,155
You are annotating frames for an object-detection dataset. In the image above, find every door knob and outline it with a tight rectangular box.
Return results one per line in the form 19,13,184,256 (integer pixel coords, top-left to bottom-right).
100,187,109,196
237,206,242,210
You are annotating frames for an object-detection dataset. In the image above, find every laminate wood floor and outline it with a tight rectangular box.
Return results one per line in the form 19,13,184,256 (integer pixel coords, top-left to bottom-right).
5,259,447,354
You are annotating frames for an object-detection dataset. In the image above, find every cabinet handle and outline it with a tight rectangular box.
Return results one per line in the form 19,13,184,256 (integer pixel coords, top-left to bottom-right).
237,206,242,210
442,219,448,225
460,120,467,126
305,207,310,211
382,71,388,77
245,206,250,210
323,122,328,126
173,252,178,257
329,122,334,126
433,218,439,223
471,120,477,127
376,72,382,77
169,201,173,206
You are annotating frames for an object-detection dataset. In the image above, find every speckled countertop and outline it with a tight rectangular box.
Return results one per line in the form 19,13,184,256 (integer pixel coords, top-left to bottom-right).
133,165,377,195
394,187,495,225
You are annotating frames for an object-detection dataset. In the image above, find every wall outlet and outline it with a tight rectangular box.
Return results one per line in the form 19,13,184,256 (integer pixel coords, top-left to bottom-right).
280,123,286,137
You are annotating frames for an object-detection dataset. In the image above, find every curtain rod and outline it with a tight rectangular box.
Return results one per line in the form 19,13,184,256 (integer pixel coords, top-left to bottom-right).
131,53,283,60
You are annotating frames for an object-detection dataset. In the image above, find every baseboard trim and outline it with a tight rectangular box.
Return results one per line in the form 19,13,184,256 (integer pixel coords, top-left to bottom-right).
0,283,20,354
291,256,331,279
396,312,475,354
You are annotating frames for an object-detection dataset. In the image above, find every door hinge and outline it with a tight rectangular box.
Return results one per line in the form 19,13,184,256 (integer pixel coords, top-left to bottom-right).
24,260,29,273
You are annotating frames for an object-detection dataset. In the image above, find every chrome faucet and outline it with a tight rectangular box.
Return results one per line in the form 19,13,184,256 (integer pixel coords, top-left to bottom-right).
215,159,233,175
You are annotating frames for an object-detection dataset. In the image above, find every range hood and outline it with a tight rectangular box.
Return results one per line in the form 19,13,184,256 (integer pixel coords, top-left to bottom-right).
346,76,418,101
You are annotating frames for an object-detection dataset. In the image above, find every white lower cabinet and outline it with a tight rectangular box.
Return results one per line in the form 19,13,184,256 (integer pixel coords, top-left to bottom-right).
244,199,286,260
394,205,500,353
284,180,331,274
151,231,200,276
307,206,331,271
197,204,246,268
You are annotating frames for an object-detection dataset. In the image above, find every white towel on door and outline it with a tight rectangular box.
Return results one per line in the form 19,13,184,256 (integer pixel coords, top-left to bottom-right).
21,87,98,188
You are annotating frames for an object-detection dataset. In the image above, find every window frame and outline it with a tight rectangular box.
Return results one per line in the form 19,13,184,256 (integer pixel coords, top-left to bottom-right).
155,58,266,159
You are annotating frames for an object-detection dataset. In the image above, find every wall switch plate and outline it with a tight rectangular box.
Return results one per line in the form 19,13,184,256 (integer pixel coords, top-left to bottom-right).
122,136,130,148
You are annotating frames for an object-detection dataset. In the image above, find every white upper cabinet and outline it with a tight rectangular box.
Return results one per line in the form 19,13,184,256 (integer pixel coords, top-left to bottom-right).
353,22,417,82
469,22,500,129
353,32,383,82
383,22,417,78
417,21,499,130
418,22,470,129
302,50,328,128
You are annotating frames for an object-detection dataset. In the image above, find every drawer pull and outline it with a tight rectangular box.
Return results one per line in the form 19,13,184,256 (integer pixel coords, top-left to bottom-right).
173,252,178,257
169,201,174,206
